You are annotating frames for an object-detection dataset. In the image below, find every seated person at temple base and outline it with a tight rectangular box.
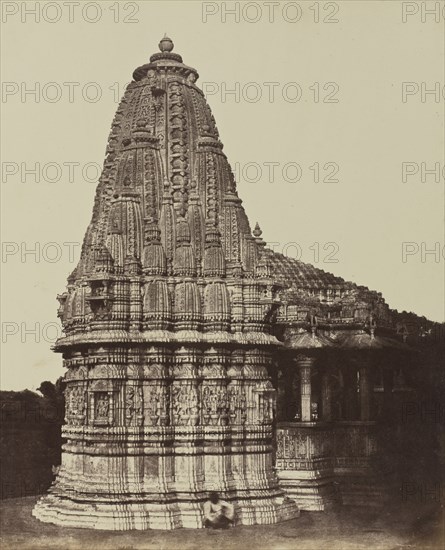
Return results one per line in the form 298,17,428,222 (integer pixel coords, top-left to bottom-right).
203,492,235,529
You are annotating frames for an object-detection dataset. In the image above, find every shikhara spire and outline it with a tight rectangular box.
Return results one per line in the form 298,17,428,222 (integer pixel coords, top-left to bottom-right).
71,34,260,285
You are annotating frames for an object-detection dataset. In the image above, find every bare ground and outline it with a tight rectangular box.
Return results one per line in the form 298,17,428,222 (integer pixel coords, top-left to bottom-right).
0,496,443,550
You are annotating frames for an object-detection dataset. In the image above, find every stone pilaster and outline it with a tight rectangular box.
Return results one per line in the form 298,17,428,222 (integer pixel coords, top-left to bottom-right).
200,347,233,494
343,367,358,421
359,364,371,421
296,355,314,422
321,370,332,422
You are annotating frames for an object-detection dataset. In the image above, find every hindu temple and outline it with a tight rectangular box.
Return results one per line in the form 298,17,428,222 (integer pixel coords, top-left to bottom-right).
33,37,442,530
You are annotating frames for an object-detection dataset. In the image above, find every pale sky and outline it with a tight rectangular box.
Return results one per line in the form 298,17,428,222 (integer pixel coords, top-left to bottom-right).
1,1,444,390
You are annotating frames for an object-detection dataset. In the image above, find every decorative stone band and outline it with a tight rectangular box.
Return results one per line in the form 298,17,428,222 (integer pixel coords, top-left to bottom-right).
53,330,282,350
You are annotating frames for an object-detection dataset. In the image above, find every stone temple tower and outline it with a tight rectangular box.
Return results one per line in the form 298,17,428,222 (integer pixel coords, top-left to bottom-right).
33,37,299,529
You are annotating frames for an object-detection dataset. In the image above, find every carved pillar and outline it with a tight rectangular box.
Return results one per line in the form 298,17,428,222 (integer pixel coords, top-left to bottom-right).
321,370,332,422
296,355,314,422
242,349,276,491
383,367,394,417
359,364,371,421
343,366,357,421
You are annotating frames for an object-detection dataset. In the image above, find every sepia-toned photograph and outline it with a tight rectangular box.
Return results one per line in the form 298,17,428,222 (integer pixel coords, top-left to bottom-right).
1,1,444,549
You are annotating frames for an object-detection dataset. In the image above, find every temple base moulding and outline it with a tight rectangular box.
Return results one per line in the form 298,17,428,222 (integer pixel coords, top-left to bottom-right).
32,493,299,530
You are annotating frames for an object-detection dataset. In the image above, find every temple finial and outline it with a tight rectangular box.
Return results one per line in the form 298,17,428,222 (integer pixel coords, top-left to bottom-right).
253,222,262,238
159,35,174,53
